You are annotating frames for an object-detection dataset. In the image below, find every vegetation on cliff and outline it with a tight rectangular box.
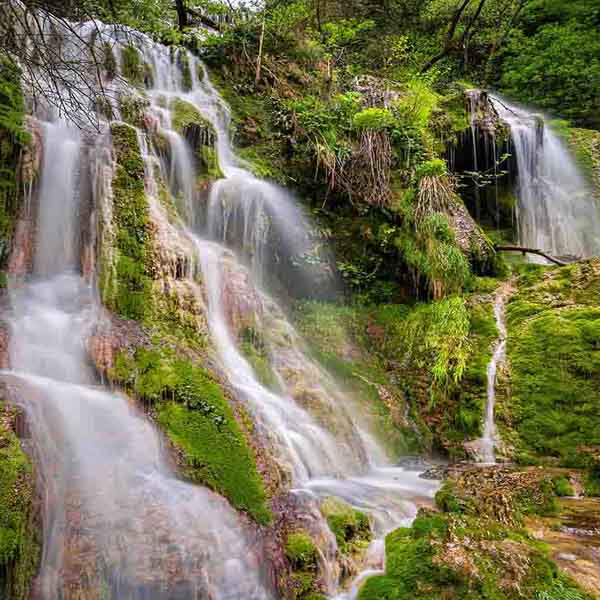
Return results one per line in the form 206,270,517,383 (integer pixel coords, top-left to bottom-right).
99,120,271,524
0,401,39,600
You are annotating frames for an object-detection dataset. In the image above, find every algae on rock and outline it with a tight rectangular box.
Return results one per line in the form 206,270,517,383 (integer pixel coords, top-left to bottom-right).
0,401,40,600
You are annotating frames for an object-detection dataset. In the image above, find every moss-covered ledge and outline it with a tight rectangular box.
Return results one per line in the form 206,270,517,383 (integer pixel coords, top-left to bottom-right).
170,98,221,181
0,400,40,600
358,467,592,600
101,122,154,322
110,346,271,524
504,261,600,466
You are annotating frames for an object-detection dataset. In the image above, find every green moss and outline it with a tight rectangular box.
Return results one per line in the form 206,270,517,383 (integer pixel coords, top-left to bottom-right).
321,497,372,554
170,98,221,179
358,508,590,600
0,57,28,270
293,300,419,456
121,45,142,82
506,264,600,463
0,403,40,600
102,123,154,322
113,348,271,524
566,128,600,199
178,49,193,92
118,94,149,128
170,98,214,137
238,327,279,391
285,531,321,599
121,45,153,87
285,532,318,570
102,42,117,79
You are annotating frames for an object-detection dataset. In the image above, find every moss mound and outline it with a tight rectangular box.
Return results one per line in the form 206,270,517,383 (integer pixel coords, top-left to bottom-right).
112,347,271,524
359,468,591,600
505,262,600,465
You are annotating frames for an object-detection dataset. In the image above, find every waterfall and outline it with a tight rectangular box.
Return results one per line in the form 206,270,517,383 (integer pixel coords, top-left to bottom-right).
491,96,600,259
5,16,438,599
4,25,272,600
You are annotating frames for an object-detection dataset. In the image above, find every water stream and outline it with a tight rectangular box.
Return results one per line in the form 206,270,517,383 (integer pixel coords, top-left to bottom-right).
491,96,600,259
476,283,510,465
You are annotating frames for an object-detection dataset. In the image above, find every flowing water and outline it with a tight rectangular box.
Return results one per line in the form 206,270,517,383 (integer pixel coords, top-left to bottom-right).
6,16,438,599
473,283,511,465
4,30,272,600
491,97,600,259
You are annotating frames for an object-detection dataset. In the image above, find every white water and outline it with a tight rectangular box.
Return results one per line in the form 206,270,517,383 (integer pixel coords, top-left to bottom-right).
6,53,272,600
8,17,438,599
138,39,437,598
475,285,510,465
491,97,600,259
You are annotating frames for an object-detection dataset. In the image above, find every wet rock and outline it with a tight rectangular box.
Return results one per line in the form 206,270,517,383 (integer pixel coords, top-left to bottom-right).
557,552,578,561
8,217,35,279
465,89,503,135
0,321,10,369
88,314,148,377
20,116,43,185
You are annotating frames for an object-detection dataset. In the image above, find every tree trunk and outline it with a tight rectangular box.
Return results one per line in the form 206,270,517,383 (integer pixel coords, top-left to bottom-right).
421,0,473,73
174,0,188,30
255,13,266,86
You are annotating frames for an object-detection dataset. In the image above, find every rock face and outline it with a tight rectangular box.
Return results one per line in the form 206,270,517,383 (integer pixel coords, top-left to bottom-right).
465,89,503,135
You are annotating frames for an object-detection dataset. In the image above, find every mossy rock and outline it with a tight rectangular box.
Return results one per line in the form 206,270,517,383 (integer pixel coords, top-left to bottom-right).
112,348,271,524
505,261,600,464
320,497,372,554
121,45,153,87
284,531,323,599
101,123,154,322
0,402,40,600
118,94,149,128
358,506,592,600
170,98,221,178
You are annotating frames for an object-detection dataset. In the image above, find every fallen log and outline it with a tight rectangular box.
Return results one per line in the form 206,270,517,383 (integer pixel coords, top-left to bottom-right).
494,245,571,267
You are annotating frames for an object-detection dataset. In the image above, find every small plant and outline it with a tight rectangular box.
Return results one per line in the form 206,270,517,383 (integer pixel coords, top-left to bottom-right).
285,532,318,570
352,108,395,131
552,476,575,497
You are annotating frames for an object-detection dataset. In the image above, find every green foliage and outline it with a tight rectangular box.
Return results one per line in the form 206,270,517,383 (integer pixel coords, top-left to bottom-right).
352,108,395,131
552,476,574,498
395,212,472,298
416,158,447,180
0,58,27,270
501,21,600,127
113,348,271,524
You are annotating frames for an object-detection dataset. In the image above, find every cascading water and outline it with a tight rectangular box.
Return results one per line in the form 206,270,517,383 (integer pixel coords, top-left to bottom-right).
3,22,272,600
113,28,438,599
491,97,600,259
5,14,439,599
